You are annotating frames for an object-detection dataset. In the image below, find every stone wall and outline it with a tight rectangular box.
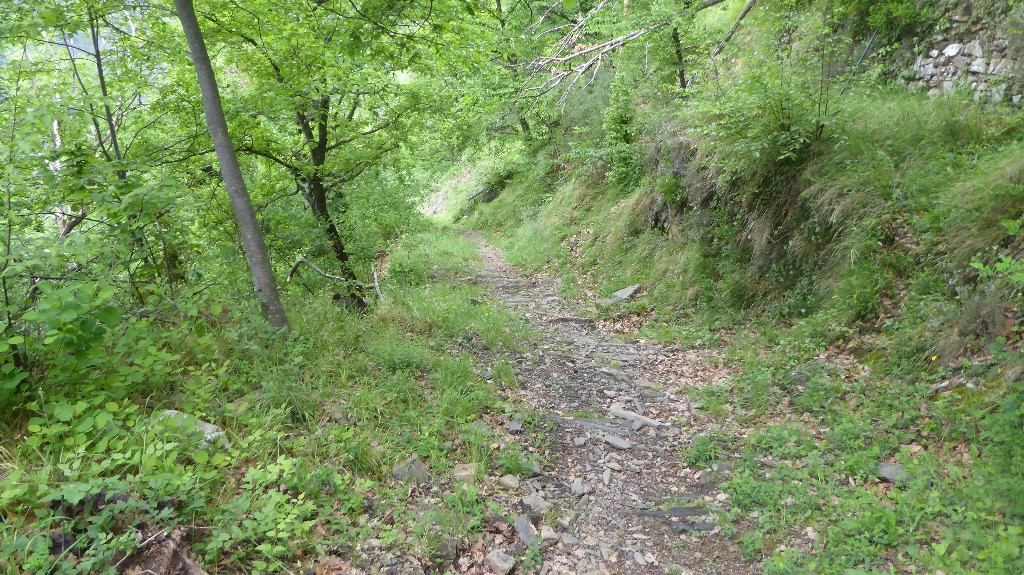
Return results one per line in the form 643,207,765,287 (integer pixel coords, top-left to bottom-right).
906,7,1024,106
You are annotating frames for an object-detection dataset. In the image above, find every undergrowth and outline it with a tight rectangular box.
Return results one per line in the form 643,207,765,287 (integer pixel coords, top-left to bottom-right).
441,48,1024,575
0,229,527,574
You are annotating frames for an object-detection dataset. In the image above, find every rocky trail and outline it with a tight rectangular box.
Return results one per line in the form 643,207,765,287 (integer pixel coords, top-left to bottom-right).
463,237,758,575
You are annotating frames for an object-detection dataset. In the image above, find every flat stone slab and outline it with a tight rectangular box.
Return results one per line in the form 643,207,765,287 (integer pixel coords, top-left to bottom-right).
521,494,552,514
635,505,709,519
485,549,515,574
611,284,642,301
604,434,632,450
514,515,539,546
608,403,669,429
877,462,908,483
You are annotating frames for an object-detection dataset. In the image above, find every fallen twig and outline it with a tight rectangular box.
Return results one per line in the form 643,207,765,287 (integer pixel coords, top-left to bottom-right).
287,257,349,283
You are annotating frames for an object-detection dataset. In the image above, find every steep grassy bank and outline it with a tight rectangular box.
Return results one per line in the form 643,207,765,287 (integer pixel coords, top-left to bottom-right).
437,67,1024,575
0,229,530,574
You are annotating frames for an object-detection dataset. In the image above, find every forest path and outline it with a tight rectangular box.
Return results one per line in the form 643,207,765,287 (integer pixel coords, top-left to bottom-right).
466,233,758,575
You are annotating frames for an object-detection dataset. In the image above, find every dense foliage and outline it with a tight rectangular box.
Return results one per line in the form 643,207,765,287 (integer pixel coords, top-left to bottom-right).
2,0,1023,573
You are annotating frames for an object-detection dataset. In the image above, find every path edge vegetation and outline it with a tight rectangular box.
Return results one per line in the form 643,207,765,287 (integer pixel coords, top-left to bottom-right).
1,0,1023,573
437,3,1024,574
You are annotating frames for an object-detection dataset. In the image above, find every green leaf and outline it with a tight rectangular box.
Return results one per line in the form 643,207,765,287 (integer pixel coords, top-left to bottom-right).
96,306,122,327
95,411,113,429
75,417,95,433
52,402,75,422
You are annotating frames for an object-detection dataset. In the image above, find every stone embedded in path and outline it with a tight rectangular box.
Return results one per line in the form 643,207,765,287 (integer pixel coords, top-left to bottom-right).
521,495,552,514
393,455,430,484
635,506,709,519
604,434,632,450
570,477,591,495
634,552,648,566
514,515,539,546
498,474,521,489
485,549,515,574
602,468,611,485
507,416,524,434
540,525,558,543
450,463,477,483
599,367,632,384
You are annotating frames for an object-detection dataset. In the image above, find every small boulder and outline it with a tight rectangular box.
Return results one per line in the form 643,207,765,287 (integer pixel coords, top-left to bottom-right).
521,495,552,514
514,515,539,546
877,462,908,483
451,463,477,483
611,284,642,302
393,455,431,485
570,478,590,496
152,410,229,450
485,549,515,574
604,435,632,450
498,475,520,490
507,416,524,435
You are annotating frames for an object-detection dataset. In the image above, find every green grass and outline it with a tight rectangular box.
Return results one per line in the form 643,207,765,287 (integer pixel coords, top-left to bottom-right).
441,74,1024,574
0,228,528,574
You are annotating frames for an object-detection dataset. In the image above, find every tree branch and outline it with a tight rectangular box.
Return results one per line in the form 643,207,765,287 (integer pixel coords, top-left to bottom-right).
288,257,351,283
709,0,757,59
522,0,732,101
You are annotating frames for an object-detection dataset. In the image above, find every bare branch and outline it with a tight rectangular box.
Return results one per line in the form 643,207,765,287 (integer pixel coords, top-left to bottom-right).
521,0,732,101
58,207,88,237
287,257,350,283
255,186,301,214
709,0,757,59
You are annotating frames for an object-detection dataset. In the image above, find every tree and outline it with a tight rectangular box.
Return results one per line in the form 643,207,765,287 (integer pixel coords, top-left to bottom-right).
198,0,434,296
173,0,289,329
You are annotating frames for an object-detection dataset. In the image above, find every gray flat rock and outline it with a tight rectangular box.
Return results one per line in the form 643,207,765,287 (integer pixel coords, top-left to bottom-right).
485,549,515,574
611,284,642,301
393,455,430,484
521,495,552,514
514,514,539,546
877,462,908,483
604,434,632,450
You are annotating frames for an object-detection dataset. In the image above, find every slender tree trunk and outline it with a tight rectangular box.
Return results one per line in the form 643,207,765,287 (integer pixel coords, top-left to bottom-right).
296,103,361,289
672,27,687,89
174,0,289,329
306,172,355,282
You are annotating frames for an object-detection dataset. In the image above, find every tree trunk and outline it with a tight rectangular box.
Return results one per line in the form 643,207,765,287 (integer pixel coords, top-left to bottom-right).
174,0,289,329
296,104,361,289
306,172,356,282
672,27,687,89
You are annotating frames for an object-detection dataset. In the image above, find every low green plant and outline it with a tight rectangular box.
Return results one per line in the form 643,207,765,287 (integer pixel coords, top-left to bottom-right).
685,434,720,467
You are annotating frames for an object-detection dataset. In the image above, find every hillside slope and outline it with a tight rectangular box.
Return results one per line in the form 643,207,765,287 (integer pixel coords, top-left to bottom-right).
435,1,1024,572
